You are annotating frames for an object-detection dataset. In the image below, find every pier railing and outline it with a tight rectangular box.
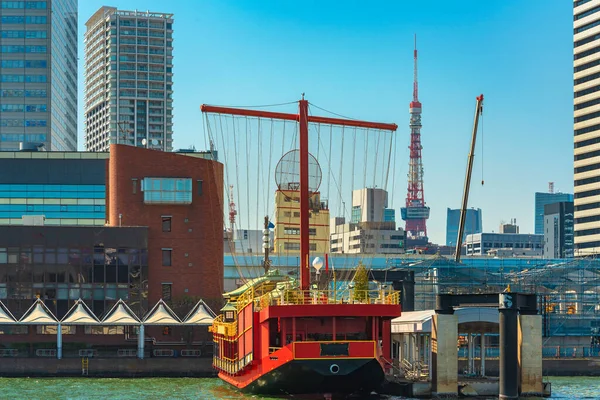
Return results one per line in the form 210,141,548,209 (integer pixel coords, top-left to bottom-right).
458,345,600,359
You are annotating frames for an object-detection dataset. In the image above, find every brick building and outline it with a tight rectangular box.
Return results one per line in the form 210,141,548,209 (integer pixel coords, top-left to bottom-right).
106,145,224,310
0,144,224,320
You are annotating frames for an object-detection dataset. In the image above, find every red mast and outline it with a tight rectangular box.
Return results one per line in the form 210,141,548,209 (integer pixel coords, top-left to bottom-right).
201,100,397,290
401,35,430,242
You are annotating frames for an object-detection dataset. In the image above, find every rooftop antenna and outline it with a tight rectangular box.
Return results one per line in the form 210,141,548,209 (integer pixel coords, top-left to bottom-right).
413,34,418,103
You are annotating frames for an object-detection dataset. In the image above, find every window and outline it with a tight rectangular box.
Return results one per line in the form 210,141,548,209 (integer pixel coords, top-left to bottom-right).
197,180,203,196
162,249,172,266
283,242,300,250
142,177,192,204
161,283,171,301
131,178,137,194
162,216,171,232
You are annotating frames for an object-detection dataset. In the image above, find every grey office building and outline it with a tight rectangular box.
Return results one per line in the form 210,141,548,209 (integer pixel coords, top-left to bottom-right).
544,202,575,259
534,192,573,235
84,7,174,152
0,0,78,151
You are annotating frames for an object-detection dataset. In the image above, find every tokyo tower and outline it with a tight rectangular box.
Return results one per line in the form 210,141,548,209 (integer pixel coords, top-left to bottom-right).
401,35,430,242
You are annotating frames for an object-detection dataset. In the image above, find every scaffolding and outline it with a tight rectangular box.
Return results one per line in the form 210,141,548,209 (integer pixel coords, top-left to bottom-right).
224,253,600,337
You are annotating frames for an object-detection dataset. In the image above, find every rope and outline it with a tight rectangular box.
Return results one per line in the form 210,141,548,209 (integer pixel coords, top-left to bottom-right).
327,125,332,202
384,130,394,193
309,102,359,121
338,127,345,216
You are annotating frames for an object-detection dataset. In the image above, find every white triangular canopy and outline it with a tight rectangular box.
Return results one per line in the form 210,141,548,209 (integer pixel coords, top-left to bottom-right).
182,299,216,326
19,299,58,325
143,299,181,325
101,299,140,325
61,299,100,325
0,300,17,324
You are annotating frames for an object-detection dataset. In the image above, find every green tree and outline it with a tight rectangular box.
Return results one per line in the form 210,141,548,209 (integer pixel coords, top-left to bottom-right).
353,262,369,302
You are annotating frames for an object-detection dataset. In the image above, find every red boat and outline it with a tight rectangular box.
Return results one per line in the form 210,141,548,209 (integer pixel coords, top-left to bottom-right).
204,97,401,397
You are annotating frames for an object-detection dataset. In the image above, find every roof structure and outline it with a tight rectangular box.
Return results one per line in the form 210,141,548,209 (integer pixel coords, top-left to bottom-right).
19,299,58,325
101,299,141,325
142,299,181,325
391,307,499,334
61,299,101,325
183,299,216,326
0,300,17,324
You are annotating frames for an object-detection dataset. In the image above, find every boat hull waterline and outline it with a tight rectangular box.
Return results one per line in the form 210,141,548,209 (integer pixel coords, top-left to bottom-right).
219,357,385,396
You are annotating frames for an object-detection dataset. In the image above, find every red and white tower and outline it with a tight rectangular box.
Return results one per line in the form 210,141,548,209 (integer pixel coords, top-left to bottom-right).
228,184,237,235
401,36,430,242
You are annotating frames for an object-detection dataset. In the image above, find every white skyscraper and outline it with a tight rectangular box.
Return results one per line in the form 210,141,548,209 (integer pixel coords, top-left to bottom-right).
574,0,600,256
84,7,173,152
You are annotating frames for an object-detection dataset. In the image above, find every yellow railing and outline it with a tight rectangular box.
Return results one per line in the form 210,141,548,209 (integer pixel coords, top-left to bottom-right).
236,281,277,312
210,315,238,338
253,289,400,311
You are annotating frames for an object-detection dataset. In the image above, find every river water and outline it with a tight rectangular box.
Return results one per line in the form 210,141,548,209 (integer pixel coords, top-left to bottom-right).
0,377,597,399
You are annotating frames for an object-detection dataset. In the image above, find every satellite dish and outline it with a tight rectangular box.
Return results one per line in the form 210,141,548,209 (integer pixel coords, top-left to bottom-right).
152,139,159,146
141,138,147,146
274,149,322,200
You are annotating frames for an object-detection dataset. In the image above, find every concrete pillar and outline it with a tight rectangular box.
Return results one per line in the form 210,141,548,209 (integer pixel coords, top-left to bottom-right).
467,333,473,374
138,325,145,359
499,293,519,400
519,315,543,396
480,333,486,377
431,313,458,397
57,323,62,360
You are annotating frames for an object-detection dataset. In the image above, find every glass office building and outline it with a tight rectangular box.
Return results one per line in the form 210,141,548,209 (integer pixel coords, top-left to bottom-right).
84,7,174,152
446,208,482,247
0,226,148,318
534,192,574,235
0,0,78,151
0,151,107,225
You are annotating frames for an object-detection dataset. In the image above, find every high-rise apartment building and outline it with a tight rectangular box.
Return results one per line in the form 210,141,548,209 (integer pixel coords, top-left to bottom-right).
535,191,573,235
0,0,78,151
445,208,482,247
84,7,173,152
574,0,600,256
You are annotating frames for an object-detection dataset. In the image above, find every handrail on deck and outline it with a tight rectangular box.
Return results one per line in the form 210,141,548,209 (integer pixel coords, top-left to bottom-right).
254,289,400,311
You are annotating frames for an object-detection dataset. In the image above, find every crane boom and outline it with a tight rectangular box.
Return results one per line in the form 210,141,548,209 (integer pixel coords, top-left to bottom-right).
455,95,484,263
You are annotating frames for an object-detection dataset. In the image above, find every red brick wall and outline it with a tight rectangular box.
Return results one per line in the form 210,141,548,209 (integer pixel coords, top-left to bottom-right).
107,145,224,307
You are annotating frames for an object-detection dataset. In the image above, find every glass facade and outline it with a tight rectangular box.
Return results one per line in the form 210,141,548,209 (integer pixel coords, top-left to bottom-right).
534,192,574,235
0,0,77,151
446,208,483,247
142,177,192,204
0,243,148,319
0,154,108,226
84,7,174,152
0,184,105,224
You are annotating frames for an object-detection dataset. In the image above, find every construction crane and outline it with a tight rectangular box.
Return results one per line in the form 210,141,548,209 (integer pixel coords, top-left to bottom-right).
455,95,484,263
228,185,237,237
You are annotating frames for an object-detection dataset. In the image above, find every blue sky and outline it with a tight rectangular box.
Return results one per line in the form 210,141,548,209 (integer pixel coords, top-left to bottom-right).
77,1,573,245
